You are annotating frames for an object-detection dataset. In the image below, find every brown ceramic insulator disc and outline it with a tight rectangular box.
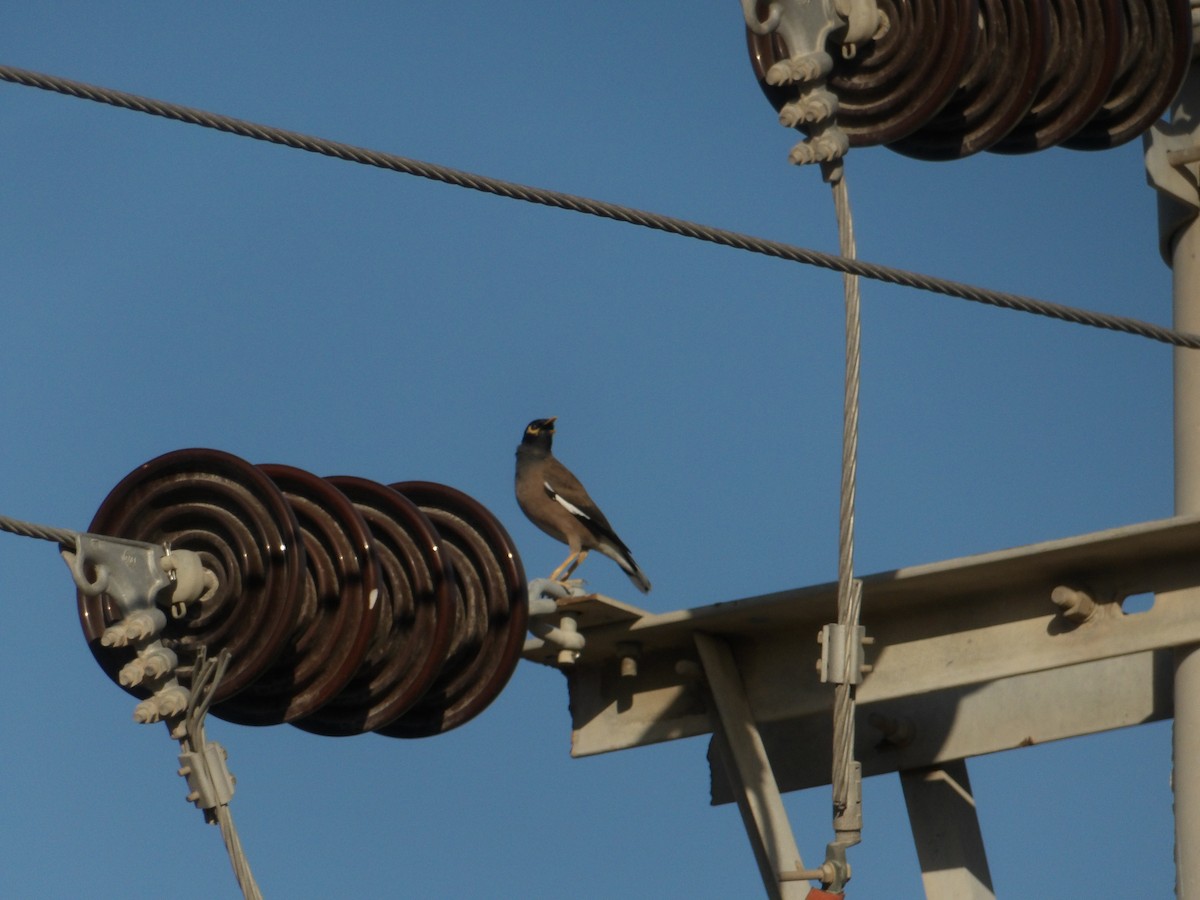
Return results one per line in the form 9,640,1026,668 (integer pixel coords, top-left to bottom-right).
210,464,382,725
1062,0,1191,150
889,0,1049,159
291,476,455,736
77,448,305,703
830,0,978,146
377,482,527,738
745,0,976,147
990,0,1123,153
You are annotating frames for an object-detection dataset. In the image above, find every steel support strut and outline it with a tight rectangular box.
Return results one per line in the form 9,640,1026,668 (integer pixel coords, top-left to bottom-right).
900,761,995,899
694,632,815,899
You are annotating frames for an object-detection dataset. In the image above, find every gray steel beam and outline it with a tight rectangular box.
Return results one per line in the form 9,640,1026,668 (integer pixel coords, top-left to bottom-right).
523,515,1200,780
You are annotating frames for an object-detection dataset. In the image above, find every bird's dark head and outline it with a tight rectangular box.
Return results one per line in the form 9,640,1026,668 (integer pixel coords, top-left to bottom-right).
521,417,557,450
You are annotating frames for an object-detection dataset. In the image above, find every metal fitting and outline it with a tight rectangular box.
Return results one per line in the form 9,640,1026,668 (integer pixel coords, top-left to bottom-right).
179,742,236,810
101,607,167,647
526,579,587,665
119,645,179,687
617,641,641,678
1051,585,1098,624
133,684,191,724
818,622,869,684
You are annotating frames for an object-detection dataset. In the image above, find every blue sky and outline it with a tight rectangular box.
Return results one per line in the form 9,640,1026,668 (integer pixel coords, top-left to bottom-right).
0,5,1181,898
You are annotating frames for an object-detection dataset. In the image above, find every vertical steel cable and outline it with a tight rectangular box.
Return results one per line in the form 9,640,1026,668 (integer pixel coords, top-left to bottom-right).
828,167,864,850
182,650,264,900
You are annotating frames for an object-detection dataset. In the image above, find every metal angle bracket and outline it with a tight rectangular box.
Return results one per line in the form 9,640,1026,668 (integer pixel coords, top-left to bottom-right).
1144,67,1200,261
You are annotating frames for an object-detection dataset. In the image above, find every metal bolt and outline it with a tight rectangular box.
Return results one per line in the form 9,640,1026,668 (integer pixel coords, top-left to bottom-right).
766,51,832,86
1051,585,1097,624
674,660,703,680
556,615,580,667
868,712,915,747
779,89,838,127
617,641,641,678
133,698,161,724
101,608,168,647
153,685,190,718
119,659,146,687
140,646,177,679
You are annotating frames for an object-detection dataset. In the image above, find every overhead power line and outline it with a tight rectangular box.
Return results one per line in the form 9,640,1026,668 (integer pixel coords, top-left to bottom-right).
1,63,1195,350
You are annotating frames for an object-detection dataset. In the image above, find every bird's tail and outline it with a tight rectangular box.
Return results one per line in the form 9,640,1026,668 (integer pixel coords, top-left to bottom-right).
613,549,651,594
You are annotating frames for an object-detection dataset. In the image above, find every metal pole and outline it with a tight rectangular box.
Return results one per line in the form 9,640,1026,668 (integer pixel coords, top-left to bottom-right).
1167,62,1200,898
1175,205,1200,899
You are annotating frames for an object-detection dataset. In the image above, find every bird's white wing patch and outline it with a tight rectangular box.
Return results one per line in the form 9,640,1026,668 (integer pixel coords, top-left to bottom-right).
545,481,591,521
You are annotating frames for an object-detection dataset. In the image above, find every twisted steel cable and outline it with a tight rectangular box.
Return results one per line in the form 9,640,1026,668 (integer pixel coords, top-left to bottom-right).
184,650,264,900
829,170,863,852
1,63,1196,350
0,513,76,546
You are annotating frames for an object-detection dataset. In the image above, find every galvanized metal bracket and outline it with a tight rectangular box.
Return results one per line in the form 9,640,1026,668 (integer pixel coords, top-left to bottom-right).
62,532,216,730
1144,67,1200,261
741,0,881,167
65,532,217,621
525,578,589,666
65,533,175,618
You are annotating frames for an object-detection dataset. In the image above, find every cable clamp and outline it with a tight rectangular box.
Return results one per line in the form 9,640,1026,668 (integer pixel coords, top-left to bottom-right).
817,623,871,685
179,742,236,811
526,579,587,665
742,0,881,166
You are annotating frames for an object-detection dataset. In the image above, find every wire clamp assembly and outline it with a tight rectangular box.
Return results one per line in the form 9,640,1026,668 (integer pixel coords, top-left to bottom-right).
817,622,872,685
742,0,880,166
175,648,237,814
526,578,588,666
62,532,217,723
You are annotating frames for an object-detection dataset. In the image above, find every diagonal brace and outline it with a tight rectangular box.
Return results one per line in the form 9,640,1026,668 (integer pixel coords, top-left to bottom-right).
694,632,818,899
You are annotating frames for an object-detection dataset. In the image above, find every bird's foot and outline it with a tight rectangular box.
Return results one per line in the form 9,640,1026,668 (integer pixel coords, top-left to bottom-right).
553,576,589,597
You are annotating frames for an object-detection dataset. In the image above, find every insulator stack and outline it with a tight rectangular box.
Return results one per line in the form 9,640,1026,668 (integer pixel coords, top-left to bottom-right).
746,0,1193,159
77,449,528,737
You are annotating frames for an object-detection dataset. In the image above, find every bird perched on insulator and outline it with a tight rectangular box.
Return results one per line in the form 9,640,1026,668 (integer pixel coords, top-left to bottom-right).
515,417,651,594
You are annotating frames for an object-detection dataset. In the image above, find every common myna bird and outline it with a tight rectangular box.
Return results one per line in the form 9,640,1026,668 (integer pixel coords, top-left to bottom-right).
515,417,651,593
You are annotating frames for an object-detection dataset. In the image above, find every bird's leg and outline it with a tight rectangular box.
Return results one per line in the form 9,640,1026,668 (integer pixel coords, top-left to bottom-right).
562,550,589,580
549,551,581,582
